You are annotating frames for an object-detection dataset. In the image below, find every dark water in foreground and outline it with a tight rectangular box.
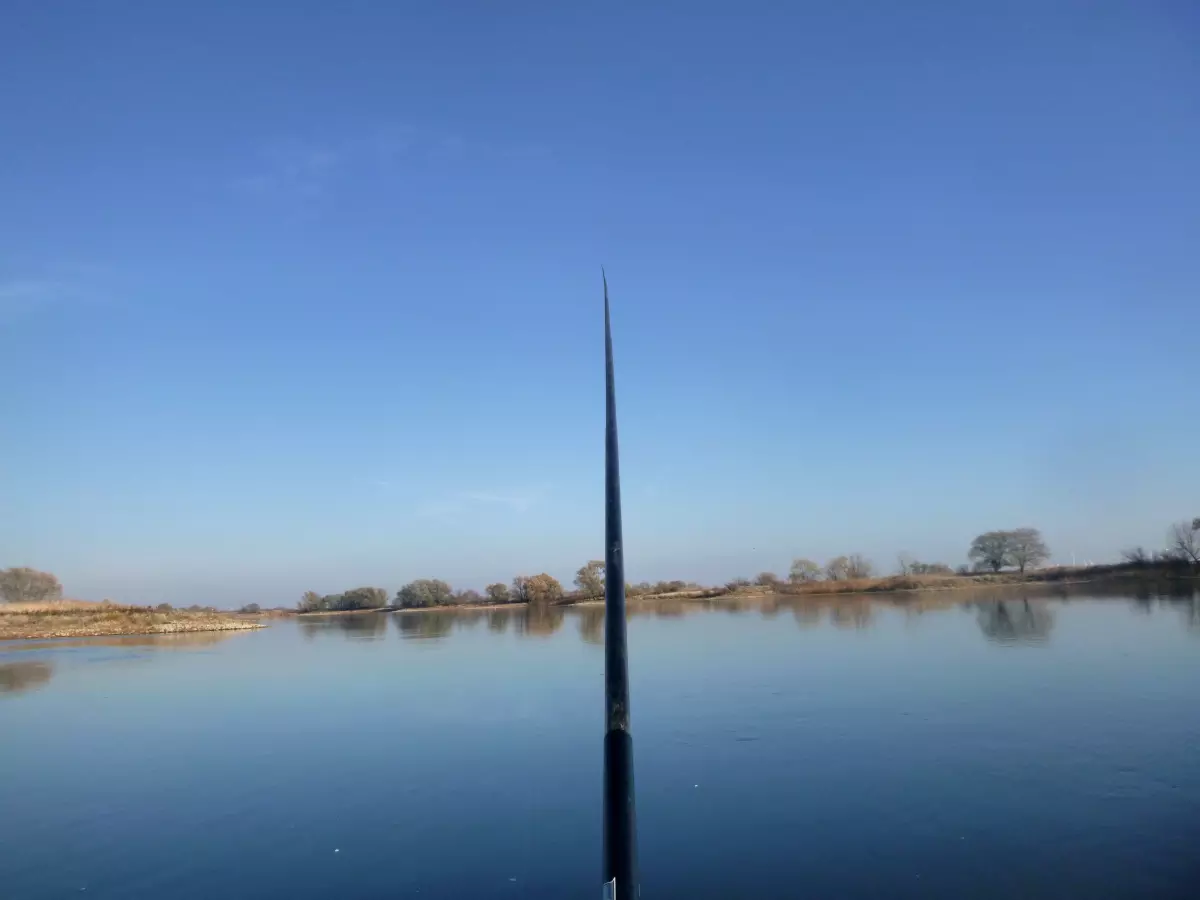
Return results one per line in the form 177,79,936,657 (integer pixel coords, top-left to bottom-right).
2,589,1199,899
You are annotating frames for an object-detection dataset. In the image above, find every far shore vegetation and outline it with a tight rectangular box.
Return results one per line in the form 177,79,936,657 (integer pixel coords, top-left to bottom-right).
3,520,1197,640
295,522,1199,615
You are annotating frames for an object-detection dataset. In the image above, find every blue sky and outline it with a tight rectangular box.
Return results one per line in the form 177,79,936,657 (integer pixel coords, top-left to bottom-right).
2,2,1197,606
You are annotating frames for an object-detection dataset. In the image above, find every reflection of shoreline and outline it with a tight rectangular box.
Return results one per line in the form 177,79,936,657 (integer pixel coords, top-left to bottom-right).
286,583,1198,645
378,570,1200,617
0,661,54,696
4,630,254,652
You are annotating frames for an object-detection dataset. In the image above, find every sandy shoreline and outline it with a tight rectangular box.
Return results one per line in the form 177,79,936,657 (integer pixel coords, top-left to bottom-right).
0,603,266,642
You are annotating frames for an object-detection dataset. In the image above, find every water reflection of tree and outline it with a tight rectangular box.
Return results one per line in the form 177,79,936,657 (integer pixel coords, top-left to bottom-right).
299,614,389,641
712,597,750,615
394,611,455,640
487,610,511,634
516,604,565,638
333,612,388,639
578,607,604,645
1178,595,1200,632
0,660,54,696
1124,585,1200,633
792,604,823,629
976,599,1055,645
456,610,485,630
654,599,686,618
829,601,873,630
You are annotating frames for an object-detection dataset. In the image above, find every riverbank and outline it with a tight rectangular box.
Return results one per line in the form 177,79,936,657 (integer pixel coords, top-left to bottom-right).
0,601,265,641
380,563,1197,615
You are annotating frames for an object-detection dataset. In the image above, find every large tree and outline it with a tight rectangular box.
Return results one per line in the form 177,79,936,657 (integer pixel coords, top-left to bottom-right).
969,531,1014,572
299,590,324,612
340,586,388,610
969,529,1050,573
1007,528,1050,574
574,560,605,599
0,567,63,604
789,558,822,583
485,582,511,604
523,573,564,605
824,556,850,581
396,579,454,609
845,554,873,579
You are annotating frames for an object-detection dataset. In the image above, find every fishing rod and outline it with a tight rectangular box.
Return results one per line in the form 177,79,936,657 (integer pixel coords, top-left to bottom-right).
602,272,639,898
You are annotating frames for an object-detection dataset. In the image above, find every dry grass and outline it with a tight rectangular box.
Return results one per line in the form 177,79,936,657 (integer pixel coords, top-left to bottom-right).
2,599,106,614
776,574,966,595
772,570,1118,597
0,600,264,641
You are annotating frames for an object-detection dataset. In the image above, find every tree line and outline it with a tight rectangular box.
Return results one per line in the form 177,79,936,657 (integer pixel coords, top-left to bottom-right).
297,573,573,612
298,565,703,613
736,529,1051,589
7,517,1196,614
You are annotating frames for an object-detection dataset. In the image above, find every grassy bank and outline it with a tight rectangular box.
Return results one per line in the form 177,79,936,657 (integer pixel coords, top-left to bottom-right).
0,600,265,641
767,562,1196,598
382,562,1196,615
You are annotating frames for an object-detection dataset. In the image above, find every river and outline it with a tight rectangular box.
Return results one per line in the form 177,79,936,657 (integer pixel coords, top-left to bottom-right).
2,587,1198,898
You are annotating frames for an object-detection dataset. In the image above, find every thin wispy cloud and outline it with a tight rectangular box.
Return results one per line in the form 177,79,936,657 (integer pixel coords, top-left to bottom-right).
233,143,344,197
459,491,538,513
416,486,549,519
232,125,447,199
0,279,76,321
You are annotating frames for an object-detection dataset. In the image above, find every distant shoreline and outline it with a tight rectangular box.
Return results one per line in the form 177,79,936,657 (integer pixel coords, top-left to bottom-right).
322,565,1197,615
4,565,1191,642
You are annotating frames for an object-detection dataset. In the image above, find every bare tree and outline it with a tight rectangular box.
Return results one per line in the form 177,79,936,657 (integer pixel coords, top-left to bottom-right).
897,553,915,576
1121,546,1149,565
0,567,63,604
510,575,532,603
845,554,873,579
755,572,781,588
1007,528,1049,574
825,556,850,581
969,531,1014,572
299,590,324,612
1171,518,1200,570
788,558,822,583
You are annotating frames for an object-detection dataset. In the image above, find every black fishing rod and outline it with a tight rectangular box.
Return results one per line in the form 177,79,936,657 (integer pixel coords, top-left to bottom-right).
602,272,639,898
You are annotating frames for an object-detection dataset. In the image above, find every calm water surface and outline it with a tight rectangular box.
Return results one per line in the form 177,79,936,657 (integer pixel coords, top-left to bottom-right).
2,590,1199,899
